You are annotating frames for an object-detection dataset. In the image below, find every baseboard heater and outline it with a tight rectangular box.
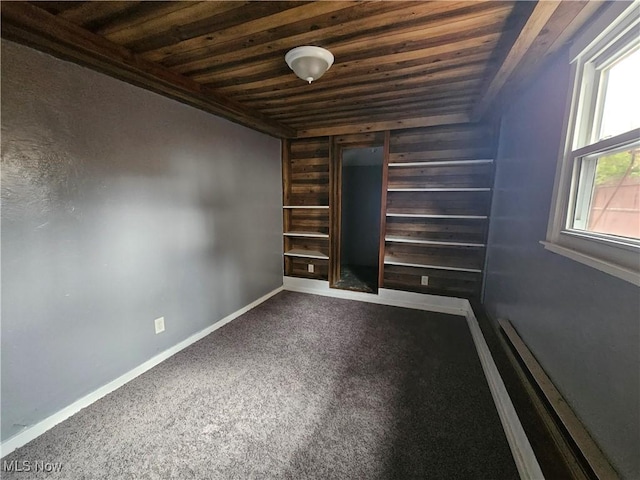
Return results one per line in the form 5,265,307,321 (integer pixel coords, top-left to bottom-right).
498,319,619,480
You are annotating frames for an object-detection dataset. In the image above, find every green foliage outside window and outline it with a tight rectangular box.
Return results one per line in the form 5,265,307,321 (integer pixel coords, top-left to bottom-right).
595,149,640,186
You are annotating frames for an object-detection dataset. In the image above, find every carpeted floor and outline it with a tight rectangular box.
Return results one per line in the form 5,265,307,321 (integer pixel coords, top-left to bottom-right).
1,291,518,479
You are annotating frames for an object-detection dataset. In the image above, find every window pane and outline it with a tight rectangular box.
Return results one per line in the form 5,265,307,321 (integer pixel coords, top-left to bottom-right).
572,147,640,240
598,47,640,140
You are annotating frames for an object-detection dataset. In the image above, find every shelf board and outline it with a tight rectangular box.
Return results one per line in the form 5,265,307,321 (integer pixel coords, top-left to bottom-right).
386,213,488,219
387,187,491,192
284,249,329,260
388,159,494,167
283,205,329,209
385,236,485,247
283,232,329,238
384,258,482,273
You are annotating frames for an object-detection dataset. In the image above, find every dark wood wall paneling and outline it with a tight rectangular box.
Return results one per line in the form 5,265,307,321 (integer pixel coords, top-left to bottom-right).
282,137,331,280
382,123,496,297
282,123,496,298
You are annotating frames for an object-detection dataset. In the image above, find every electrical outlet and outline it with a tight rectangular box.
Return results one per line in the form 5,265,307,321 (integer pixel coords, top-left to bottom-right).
154,317,165,334
308,263,315,273
421,275,429,286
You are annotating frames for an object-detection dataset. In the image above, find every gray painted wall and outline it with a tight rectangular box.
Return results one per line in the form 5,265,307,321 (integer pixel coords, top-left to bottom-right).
1,40,283,442
484,49,639,479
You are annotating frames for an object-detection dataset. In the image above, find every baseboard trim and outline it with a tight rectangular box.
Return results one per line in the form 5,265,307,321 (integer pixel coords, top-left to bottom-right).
464,302,544,480
283,277,543,480
0,286,284,458
282,276,467,316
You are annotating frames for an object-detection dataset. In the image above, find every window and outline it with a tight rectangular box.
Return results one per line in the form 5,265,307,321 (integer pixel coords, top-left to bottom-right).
545,2,640,286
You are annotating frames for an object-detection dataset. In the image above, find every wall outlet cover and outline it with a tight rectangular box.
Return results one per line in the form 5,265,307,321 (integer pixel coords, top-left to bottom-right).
421,276,429,286
154,317,165,334
308,264,314,273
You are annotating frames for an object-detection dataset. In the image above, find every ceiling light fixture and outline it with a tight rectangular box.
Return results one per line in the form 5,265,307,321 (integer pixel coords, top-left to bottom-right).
285,46,334,84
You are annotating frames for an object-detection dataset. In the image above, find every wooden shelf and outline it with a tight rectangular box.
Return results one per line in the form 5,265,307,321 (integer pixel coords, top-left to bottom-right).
385,236,485,247
283,205,329,209
389,159,494,167
386,213,488,219
283,232,329,238
387,187,491,192
384,257,482,273
284,249,329,260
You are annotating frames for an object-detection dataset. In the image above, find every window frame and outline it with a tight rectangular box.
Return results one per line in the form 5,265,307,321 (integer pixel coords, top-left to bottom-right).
544,1,640,286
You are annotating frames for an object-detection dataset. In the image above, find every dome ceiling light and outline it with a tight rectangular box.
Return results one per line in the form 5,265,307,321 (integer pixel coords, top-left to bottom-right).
285,46,334,84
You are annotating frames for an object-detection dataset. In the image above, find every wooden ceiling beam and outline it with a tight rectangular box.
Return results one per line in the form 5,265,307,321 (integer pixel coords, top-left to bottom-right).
210,33,500,93
0,2,295,139
103,2,250,46
156,1,489,71
472,0,562,120
142,2,356,63
230,51,494,102
189,10,510,85
246,69,486,110
286,104,475,129
279,97,478,124
236,62,491,106
58,2,141,27
274,90,481,118
259,79,483,115
296,113,471,139
497,2,606,109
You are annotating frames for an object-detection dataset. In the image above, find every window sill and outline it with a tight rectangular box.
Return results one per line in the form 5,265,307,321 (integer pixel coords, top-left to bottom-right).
540,240,640,286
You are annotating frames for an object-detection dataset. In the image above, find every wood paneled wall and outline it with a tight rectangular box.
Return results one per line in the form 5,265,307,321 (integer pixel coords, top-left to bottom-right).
282,123,496,298
382,124,495,297
282,137,331,280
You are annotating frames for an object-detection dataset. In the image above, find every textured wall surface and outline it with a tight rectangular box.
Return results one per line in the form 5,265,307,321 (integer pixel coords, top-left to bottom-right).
484,50,640,479
1,40,283,442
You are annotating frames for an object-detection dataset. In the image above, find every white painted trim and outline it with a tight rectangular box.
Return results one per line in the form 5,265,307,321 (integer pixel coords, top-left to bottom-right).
385,236,485,247
389,159,494,167
387,188,491,192
386,213,488,219
283,249,329,260
283,232,330,238
464,302,544,480
384,260,482,273
544,2,640,286
283,277,544,479
540,240,640,286
282,276,467,316
282,205,329,209
0,286,284,458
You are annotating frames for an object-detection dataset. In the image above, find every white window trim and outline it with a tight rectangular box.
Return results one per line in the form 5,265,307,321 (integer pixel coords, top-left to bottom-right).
544,1,640,287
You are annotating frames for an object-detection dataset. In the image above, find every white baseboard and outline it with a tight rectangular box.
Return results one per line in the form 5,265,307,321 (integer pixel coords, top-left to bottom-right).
282,276,467,316
3,280,543,480
0,286,284,458
283,276,543,480
464,302,544,480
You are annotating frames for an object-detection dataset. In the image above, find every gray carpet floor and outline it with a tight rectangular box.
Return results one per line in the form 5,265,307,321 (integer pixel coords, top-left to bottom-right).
1,291,518,479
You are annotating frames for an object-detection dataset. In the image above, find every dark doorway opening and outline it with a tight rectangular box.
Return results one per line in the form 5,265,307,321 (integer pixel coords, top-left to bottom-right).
335,146,383,293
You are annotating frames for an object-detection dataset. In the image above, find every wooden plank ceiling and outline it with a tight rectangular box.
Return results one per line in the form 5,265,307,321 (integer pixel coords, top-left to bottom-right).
1,1,605,138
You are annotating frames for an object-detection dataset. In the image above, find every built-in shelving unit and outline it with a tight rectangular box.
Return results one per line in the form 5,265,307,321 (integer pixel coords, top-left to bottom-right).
385,236,485,247
283,232,330,238
381,124,496,297
281,124,497,296
282,138,331,280
388,159,494,167
282,205,330,209
387,188,491,192
284,249,329,260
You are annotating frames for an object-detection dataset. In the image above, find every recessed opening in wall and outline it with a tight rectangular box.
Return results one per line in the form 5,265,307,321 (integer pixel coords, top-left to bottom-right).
334,146,384,293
